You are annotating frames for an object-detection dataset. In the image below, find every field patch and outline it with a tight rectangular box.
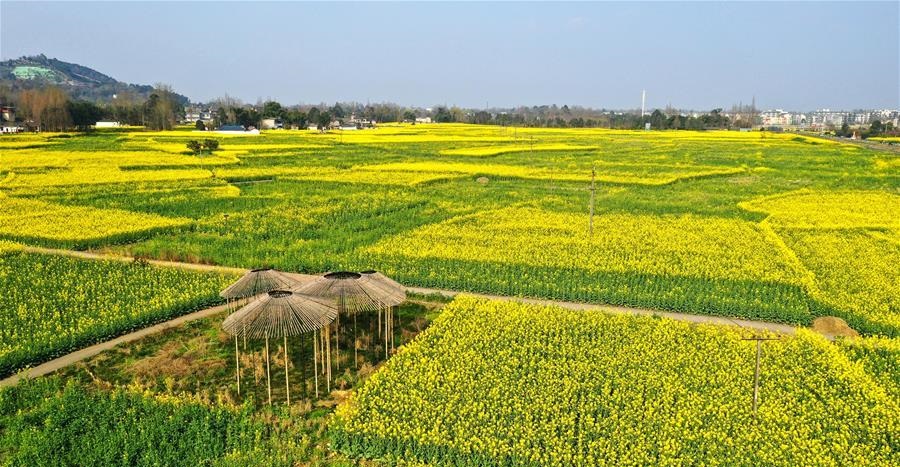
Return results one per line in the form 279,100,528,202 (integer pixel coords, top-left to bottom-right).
439,143,598,157
780,228,900,336
740,190,900,229
361,161,743,185
0,251,234,376
0,197,191,247
367,207,811,322
335,296,899,466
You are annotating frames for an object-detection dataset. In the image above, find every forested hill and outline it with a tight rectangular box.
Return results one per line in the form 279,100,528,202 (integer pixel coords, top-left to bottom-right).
0,54,188,104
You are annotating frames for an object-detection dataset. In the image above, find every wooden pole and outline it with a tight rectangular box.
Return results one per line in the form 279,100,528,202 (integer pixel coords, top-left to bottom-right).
234,334,240,396
742,336,778,415
326,324,332,393
589,165,595,235
312,331,319,399
335,312,340,371
284,334,290,405
753,339,761,414
265,333,272,406
354,313,358,369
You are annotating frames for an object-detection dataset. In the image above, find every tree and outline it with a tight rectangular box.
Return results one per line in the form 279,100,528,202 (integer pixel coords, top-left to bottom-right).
186,140,202,155
330,103,345,119
838,122,850,137
18,86,70,131
195,120,206,131
261,101,284,118
317,111,332,131
144,84,180,130
202,139,219,153
471,111,492,125
403,110,417,122
66,100,104,131
434,106,453,123
648,109,668,130
869,120,884,136
307,107,320,127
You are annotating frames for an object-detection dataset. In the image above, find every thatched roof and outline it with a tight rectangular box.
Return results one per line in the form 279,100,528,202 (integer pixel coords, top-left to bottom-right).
222,290,337,339
359,270,406,307
220,268,299,300
292,271,406,313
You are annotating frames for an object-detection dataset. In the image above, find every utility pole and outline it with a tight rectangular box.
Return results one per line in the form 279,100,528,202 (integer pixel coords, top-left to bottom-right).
589,165,595,235
741,336,780,415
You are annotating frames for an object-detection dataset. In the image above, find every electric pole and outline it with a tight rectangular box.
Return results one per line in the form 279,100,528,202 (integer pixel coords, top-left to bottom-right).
589,165,596,235
741,336,780,415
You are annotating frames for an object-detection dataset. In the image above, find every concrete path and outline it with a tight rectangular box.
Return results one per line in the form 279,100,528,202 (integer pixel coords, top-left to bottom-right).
1,247,806,387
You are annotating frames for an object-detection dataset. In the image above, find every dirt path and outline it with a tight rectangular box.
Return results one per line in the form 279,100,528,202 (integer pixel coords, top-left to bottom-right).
22,246,247,275
1,298,247,388
2,247,807,387
405,287,799,336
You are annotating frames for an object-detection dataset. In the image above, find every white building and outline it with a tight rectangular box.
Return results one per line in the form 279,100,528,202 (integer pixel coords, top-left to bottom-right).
94,121,121,128
260,118,283,130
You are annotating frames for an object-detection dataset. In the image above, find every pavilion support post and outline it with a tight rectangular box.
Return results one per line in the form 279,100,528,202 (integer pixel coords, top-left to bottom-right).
313,332,319,399
354,313,358,369
234,334,241,396
335,312,341,371
265,333,272,406
284,334,290,405
326,324,332,393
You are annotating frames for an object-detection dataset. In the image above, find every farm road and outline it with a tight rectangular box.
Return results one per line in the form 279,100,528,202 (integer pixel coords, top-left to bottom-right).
1,246,804,387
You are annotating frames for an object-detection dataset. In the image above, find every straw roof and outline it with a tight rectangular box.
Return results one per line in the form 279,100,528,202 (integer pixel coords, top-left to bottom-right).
359,270,406,307
222,290,337,339
220,268,299,300
292,271,406,313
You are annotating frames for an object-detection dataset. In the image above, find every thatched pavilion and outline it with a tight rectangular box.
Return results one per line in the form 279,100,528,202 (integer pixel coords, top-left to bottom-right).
223,290,337,404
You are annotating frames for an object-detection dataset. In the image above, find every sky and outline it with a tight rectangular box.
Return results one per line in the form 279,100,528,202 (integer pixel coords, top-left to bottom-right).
1,1,898,111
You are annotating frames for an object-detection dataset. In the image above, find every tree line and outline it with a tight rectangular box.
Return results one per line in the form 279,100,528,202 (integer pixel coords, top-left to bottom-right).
2,84,183,131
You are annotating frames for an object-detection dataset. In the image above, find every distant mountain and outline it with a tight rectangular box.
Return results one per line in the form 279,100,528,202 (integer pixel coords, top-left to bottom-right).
0,54,188,104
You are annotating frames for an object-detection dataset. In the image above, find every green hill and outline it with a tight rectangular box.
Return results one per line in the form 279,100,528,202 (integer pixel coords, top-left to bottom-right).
0,54,188,104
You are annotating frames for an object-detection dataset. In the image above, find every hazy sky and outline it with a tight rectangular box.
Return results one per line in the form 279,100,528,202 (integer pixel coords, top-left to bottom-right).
2,1,898,110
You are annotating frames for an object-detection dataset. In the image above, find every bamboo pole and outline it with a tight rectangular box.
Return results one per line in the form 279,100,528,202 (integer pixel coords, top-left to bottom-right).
354,313,358,369
326,324,332,393
234,334,240,396
265,333,272,406
284,334,290,405
335,311,340,371
313,332,319,398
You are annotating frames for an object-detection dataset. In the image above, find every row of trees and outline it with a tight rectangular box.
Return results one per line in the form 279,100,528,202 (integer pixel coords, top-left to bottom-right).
6,84,183,131
834,119,897,138
203,98,737,131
